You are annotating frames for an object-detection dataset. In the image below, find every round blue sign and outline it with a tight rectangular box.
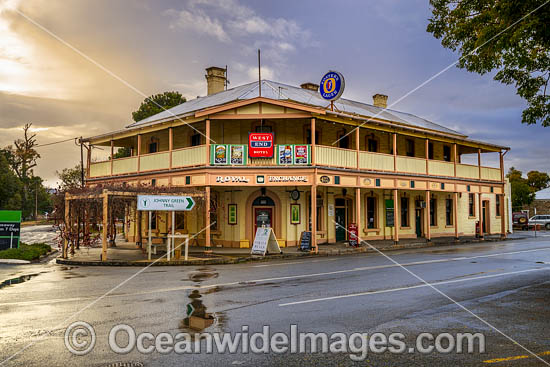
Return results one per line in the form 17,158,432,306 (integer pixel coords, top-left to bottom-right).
319,71,345,101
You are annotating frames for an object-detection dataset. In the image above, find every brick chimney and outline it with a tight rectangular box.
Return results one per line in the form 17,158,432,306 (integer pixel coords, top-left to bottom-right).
300,82,319,92
372,94,388,109
205,66,226,95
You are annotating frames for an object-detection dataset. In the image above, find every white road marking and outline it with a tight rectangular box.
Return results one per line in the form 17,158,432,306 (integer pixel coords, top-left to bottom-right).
279,268,550,306
252,258,337,267
1,247,549,307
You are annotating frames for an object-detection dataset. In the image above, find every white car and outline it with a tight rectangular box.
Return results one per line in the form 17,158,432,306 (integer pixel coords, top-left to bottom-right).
529,215,550,230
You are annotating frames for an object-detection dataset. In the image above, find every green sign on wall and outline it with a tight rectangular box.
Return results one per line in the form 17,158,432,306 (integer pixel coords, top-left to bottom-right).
385,200,395,228
0,210,22,250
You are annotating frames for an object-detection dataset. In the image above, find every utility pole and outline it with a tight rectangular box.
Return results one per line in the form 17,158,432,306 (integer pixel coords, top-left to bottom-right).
80,137,84,187
35,180,38,220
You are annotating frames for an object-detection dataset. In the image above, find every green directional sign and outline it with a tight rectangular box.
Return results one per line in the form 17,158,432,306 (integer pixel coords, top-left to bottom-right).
0,210,22,250
137,195,196,211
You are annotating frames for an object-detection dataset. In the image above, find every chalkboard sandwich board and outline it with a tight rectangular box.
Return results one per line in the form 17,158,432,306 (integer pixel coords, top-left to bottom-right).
299,231,312,252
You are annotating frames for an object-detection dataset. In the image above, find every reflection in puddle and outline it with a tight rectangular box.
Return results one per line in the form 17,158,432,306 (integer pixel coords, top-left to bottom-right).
0,274,40,290
179,268,225,334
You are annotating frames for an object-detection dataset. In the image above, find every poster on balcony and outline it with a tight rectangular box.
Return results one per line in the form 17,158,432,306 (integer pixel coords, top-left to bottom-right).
294,145,309,165
214,145,227,165
230,145,244,165
278,145,293,165
248,132,274,158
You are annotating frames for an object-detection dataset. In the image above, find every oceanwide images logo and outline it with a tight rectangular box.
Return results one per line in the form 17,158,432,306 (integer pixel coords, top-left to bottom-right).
64,322,485,360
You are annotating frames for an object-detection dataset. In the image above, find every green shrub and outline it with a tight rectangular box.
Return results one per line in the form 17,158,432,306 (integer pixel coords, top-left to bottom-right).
0,243,52,261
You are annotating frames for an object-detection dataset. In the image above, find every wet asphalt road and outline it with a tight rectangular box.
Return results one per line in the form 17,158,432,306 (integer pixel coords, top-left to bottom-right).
1,235,550,366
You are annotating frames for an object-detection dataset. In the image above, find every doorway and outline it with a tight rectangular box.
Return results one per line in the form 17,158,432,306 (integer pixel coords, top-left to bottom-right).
482,200,490,234
254,207,273,234
415,209,423,238
335,197,352,242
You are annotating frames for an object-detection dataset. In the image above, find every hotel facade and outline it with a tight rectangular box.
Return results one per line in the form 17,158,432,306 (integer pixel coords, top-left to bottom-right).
83,67,510,250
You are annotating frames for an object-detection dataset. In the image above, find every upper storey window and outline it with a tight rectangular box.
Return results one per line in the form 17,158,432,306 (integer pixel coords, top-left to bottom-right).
191,133,201,146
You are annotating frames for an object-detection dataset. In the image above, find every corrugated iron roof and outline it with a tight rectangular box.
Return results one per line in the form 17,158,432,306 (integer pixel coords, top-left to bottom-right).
125,80,465,137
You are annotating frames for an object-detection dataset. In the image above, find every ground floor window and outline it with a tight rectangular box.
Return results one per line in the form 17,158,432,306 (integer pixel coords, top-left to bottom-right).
469,193,475,217
445,198,453,226
366,196,377,229
210,192,218,231
308,194,324,231
175,212,185,230
496,195,502,216
430,198,437,226
400,197,409,227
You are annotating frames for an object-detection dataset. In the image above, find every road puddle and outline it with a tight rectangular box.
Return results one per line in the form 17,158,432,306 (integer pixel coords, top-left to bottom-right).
179,267,225,335
0,273,40,290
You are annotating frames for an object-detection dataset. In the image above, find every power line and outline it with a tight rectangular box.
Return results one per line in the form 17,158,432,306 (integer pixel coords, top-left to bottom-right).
35,137,77,148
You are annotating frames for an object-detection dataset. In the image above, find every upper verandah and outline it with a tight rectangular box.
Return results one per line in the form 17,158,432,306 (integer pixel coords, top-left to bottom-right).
82,69,508,152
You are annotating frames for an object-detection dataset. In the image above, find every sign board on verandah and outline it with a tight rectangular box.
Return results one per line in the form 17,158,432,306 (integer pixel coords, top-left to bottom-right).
251,227,282,256
0,210,21,251
137,195,195,211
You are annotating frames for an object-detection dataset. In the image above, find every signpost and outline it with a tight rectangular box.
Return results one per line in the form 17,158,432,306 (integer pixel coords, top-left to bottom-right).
0,211,21,251
137,195,196,261
299,231,312,252
251,227,282,256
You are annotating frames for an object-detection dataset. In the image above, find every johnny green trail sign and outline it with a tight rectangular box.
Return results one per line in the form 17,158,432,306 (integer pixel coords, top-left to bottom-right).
0,210,22,250
137,195,195,211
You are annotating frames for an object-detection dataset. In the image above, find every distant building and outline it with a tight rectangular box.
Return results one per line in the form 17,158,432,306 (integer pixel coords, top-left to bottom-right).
528,187,550,215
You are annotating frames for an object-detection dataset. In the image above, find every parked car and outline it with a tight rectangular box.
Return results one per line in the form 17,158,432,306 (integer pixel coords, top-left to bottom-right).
529,215,550,230
512,212,529,230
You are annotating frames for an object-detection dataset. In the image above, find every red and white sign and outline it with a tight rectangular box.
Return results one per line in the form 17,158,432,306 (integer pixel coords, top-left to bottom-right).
248,132,274,158
348,223,358,247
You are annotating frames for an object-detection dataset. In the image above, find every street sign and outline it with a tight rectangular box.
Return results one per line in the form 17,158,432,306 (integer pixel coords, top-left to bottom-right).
137,195,195,211
251,227,281,256
0,211,21,251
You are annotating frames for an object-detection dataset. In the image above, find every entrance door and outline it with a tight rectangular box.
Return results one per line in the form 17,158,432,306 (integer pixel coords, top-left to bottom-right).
335,207,346,241
415,209,422,238
254,208,273,234
482,201,489,234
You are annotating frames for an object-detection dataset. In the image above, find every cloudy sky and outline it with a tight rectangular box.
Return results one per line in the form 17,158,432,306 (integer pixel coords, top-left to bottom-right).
1,0,548,186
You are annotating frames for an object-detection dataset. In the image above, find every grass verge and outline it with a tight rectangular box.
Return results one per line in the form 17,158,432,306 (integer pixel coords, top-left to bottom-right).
0,243,52,261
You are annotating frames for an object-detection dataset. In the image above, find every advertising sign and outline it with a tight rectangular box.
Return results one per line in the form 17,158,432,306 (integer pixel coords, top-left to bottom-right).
251,227,281,256
294,145,308,165
248,132,274,158
348,223,358,247
137,195,195,211
319,71,345,101
299,231,312,251
214,145,228,164
230,145,244,165
0,210,21,250
278,145,293,164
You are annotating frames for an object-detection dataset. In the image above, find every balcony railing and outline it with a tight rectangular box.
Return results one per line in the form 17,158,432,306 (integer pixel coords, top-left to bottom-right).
88,143,502,182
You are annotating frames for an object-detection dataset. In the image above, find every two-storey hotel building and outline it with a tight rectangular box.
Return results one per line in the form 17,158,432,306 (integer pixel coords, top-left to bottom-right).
83,67,510,250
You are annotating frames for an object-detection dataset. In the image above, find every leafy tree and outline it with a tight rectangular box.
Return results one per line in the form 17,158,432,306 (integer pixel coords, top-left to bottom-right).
131,91,186,122
526,170,550,192
506,166,523,182
506,167,536,209
112,146,132,159
511,179,535,210
0,151,23,210
56,164,83,191
427,1,550,126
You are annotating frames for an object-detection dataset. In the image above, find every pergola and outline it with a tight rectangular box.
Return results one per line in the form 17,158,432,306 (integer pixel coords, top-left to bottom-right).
63,188,205,261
